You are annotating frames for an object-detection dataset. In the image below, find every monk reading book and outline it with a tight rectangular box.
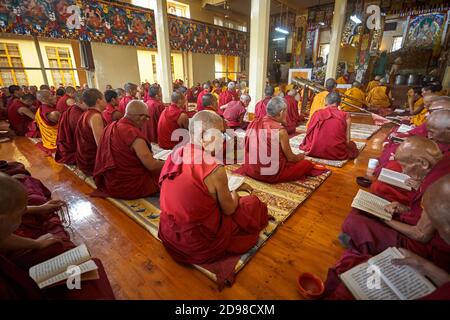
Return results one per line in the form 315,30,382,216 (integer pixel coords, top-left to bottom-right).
158,111,269,264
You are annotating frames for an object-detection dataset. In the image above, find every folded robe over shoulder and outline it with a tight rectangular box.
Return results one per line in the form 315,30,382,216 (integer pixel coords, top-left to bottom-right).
143,97,165,143
35,105,58,150
55,105,84,165
254,97,271,120
157,104,186,150
284,95,302,134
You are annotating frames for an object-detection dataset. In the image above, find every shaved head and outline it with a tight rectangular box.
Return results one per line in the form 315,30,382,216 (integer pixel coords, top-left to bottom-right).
36,89,56,105
427,110,450,144
423,174,450,244
65,86,76,95
125,100,148,116
325,78,336,91
0,173,27,241
189,110,224,146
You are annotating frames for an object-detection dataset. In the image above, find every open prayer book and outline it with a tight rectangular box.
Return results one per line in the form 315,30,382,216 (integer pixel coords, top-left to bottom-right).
378,168,412,191
153,149,172,161
29,244,99,289
228,175,245,192
340,247,436,300
397,124,413,134
351,189,392,221
393,108,407,114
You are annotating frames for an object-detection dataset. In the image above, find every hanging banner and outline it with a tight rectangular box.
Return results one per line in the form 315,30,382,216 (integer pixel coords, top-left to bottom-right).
404,13,447,49
0,0,248,56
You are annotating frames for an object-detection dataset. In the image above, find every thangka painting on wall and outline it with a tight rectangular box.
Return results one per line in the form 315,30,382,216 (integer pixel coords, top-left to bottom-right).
0,0,248,56
404,13,447,49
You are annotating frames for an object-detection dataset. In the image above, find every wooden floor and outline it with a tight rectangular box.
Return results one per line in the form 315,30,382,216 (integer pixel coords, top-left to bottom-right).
0,115,391,299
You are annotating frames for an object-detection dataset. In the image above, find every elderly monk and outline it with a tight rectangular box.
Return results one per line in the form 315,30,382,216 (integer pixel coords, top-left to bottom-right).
306,78,337,128
202,93,218,113
196,82,211,111
341,138,450,257
341,81,365,112
158,111,269,265
219,82,239,109
254,85,274,119
365,75,381,93
235,97,314,183
300,92,359,160
75,89,106,176
118,83,137,114
284,89,303,134
222,94,251,130
143,85,165,144
55,86,75,113
325,175,450,300
35,90,60,151
102,89,122,125
94,101,164,200
408,87,425,126
0,173,115,300
55,90,87,165
157,91,189,150
7,94,36,136
366,78,391,110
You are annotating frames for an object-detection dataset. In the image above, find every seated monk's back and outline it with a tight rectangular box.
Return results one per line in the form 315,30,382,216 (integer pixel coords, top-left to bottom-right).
158,144,234,264
7,100,32,136
55,105,84,165
157,104,185,150
223,100,245,128
367,86,390,108
93,118,159,199
306,90,328,127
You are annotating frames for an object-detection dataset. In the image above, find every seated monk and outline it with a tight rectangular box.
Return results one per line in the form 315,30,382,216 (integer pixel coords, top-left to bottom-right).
55,86,75,113
6,85,23,110
196,83,210,112
341,137,450,256
325,175,450,300
7,94,36,136
366,78,391,110
94,101,164,200
300,92,359,160
202,93,218,113
158,111,269,265
35,90,60,151
284,89,303,134
55,90,87,165
157,91,189,150
306,78,336,128
218,82,239,115
254,85,274,119
0,173,115,300
222,94,251,130
336,73,350,94
102,89,122,125
143,85,165,144
408,87,426,126
365,75,381,93
341,81,365,112
75,89,106,176
235,97,314,183
118,83,137,114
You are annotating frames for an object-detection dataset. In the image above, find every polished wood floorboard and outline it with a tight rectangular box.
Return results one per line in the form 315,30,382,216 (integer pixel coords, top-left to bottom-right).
0,115,391,299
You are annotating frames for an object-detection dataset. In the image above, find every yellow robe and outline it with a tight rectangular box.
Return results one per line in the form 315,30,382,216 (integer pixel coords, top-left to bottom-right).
341,87,366,112
35,108,58,150
366,80,379,93
306,90,329,127
336,76,348,94
366,86,391,109
410,97,427,126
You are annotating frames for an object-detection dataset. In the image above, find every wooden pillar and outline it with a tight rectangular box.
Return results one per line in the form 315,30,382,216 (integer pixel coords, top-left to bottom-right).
325,0,347,80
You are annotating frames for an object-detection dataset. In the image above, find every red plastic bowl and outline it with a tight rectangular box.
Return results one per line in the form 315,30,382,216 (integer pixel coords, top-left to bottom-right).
297,272,325,300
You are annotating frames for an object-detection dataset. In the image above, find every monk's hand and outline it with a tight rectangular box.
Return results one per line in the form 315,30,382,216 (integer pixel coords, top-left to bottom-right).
391,248,429,275
405,178,421,190
38,199,67,214
384,201,409,215
34,233,63,250
237,183,253,194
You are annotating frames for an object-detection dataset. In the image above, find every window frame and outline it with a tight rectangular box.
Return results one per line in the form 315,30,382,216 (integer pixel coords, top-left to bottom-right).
0,42,29,86
45,45,76,87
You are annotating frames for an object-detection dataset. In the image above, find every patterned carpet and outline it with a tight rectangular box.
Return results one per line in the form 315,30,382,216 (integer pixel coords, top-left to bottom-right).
296,123,381,140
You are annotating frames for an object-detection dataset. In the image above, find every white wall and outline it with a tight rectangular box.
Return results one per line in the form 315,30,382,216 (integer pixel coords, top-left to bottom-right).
191,53,215,84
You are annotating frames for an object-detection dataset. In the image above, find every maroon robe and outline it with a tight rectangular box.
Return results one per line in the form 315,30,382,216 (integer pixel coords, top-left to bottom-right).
55,105,85,165
300,106,359,160
223,100,247,129
234,116,314,183
158,143,269,264
254,97,271,119
118,95,134,115
143,97,165,143
7,99,33,136
196,89,209,111
55,94,71,113
75,109,105,176
218,90,238,115
102,103,120,125
157,104,186,150
284,95,301,134
93,118,160,199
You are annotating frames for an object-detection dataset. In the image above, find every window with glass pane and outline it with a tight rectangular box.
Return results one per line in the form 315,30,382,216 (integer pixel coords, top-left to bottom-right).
167,1,188,18
45,46,76,86
0,42,28,86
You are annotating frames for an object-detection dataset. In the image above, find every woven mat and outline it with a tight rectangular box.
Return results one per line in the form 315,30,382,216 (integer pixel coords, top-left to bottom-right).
64,162,331,284
296,123,381,140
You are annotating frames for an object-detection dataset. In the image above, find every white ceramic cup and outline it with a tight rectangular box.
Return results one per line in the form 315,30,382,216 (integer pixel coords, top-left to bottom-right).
368,159,379,169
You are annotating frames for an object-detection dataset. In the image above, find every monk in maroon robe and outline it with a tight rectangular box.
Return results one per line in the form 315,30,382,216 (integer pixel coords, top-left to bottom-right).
7,94,36,136
218,82,239,115
6,85,23,110
284,89,302,134
222,94,250,130
143,85,166,143
325,175,450,300
75,89,106,176
118,83,137,115
196,83,210,111
157,91,189,150
254,86,274,119
102,89,122,125
55,86,75,113
235,97,314,183
55,91,87,165
300,92,359,160
201,93,219,113
94,101,164,200
158,111,269,264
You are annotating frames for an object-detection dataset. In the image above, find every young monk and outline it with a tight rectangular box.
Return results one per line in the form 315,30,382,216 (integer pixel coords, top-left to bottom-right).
254,86,274,119
222,94,251,130
235,97,314,183
158,111,269,265
35,90,60,151
118,83,137,114
0,173,115,300
143,85,165,144
284,89,302,134
300,92,359,160
196,83,211,111
202,93,218,113
324,175,450,300
94,101,164,200
74,89,106,176
55,86,76,113
7,94,36,136
366,78,391,110
306,78,336,128
55,90,87,165
102,90,122,125
157,91,189,150
341,81,365,112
